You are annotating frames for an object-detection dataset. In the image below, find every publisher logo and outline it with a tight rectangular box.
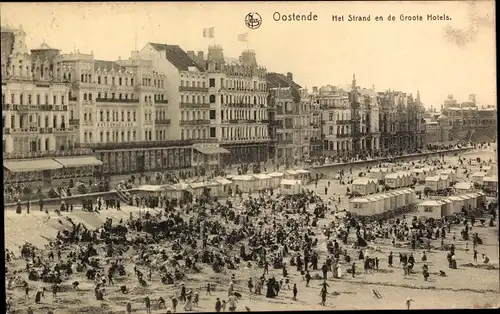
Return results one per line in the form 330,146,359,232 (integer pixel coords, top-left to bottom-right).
245,12,262,30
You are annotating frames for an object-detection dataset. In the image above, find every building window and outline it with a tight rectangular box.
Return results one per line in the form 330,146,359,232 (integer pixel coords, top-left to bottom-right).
98,76,101,84
83,93,87,101
119,77,122,86
133,111,136,121
209,78,215,87
89,93,92,101
28,95,32,104
210,127,216,138
209,110,216,120
81,74,84,82
209,95,216,103
112,77,115,85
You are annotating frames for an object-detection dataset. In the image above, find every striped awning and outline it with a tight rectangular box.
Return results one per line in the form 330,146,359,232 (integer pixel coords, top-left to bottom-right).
53,156,103,168
4,159,63,172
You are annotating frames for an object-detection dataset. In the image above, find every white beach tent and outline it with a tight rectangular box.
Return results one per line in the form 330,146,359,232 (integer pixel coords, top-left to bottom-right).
454,181,474,193
471,172,486,185
268,172,285,188
349,198,372,216
232,175,256,193
214,177,234,197
351,178,377,195
280,179,303,195
253,173,273,190
417,200,444,219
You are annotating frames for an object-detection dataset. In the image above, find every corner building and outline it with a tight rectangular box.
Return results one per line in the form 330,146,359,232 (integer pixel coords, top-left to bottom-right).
192,46,270,165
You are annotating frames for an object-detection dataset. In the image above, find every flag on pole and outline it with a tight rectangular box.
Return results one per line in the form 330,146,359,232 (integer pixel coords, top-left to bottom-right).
203,27,215,38
237,33,249,42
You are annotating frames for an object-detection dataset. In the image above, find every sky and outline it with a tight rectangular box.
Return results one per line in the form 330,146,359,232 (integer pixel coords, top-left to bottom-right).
1,1,496,109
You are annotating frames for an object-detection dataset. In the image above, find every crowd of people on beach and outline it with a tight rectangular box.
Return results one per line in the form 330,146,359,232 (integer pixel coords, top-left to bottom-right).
4,141,497,313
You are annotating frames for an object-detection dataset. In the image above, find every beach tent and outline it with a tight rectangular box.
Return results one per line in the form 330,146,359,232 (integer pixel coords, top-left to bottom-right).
378,193,391,212
482,176,498,192
295,169,310,180
280,179,303,195
214,177,234,197
448,196,465,214
351,178,377,195
348,198,373,216
471,172,486,185
437,169,457,182
417,200,444,219
253,173,273,190
285,169,299,179
454,181,474,193
268,172,285,188
189,181,221,198
232,175,256,193
425,176,445,191
368,168,388,181
385,173,403,189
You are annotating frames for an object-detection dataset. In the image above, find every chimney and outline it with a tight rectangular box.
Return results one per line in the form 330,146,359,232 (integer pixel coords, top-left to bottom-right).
187,51,195,60
286,72,293,81
197,51,204,61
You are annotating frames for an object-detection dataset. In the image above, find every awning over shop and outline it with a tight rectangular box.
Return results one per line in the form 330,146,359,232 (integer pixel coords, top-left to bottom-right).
53,156,103,168
4,159,63,172
194,147,230,155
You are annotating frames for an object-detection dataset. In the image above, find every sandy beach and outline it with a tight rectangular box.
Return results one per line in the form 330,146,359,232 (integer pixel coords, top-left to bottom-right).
4,147,499,313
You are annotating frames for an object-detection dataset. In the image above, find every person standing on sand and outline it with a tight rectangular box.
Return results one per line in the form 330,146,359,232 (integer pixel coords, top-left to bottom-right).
406,298,414,310
351,263,356,278
171,296,178,312
215,297,222,312
292,283,298,300
206,283,212,295
305,271,312,287
320,288,327,306
126,302,132,313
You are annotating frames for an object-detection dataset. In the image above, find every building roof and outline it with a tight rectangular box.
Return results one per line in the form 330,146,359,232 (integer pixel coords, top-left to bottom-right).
267,72,302,90
31,42,58,51
149,43,204,72
94,60,125,71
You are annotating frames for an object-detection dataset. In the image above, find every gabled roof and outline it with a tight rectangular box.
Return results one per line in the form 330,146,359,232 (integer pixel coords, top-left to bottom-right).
32,42,58,50
94,60,125,71
149,43,204,72
267,72,301,90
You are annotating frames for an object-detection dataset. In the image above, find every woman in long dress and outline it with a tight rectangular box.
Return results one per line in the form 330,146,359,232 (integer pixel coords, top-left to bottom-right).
337,264,342,278
184,291,193,311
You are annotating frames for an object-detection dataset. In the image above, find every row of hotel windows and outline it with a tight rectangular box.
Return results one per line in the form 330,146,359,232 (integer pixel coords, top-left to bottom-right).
180,80,206,88
181,111,207,121
83,130,157,143
81,93,165,101
179,94,265,106
3,93,65,105
3,115,66,129
180,128,216,140
78,73,165,89
209,78,267,91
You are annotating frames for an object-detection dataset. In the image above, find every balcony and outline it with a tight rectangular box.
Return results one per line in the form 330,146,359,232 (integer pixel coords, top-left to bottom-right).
336,120,351,125
155,100,168,104
39,127,54,134
3,148,95,160
69,119,80,126
178,86,209,92
54,127,75,133
228,119,256,124
180,103,210,109
337,133,351,138
155,119,171,125
180,119,210,126
75,139,205,150
11,127,40,134
95,98,139,104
